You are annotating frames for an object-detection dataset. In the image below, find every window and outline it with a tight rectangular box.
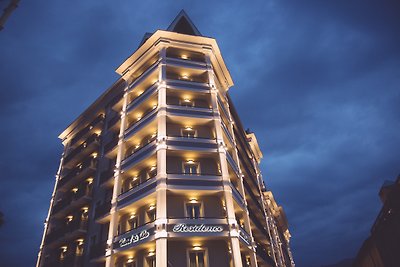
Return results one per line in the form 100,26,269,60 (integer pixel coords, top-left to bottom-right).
146,256,156,267
128,216,138,230
147,206,156,222
188,250,206,267
76,240,84,256
147,166,157,179
181,127,197,138
130,177,140,189
186,202,202,219
183,161,200,175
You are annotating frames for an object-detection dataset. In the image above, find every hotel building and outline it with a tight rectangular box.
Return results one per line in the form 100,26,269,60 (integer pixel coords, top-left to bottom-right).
36,10,295,267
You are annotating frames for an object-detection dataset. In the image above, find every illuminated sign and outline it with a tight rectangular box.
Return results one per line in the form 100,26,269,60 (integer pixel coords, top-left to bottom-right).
172,223,224,233
114,226,155,250
119,229,150,248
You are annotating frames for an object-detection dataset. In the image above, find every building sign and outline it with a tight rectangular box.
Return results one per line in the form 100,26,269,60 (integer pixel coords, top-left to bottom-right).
114,226,155,250
239,229,252,246
172,223,224,233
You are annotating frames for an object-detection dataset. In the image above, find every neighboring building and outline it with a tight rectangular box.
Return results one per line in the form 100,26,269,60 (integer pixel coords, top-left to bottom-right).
353,175,400,267
36,10,294,267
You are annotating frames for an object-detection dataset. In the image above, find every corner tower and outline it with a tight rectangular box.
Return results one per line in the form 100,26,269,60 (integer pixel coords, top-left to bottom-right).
37,10,294,267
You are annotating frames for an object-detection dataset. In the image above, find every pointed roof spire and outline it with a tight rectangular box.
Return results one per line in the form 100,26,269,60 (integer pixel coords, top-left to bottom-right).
167,10,202,36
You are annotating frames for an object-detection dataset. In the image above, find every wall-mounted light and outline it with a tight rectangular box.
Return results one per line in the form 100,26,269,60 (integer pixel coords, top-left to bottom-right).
127,257,134,263
130,213,136,219
66,215,73,222
189,198,198,203
132,176,138,181
91,152,98,158
193,245,202,251
148,250,155,257
86,178,93,184
181,54,188,60
82,207,89,213
152,104,157,109
183,98,191,103
137,91,144,96
89,126,93,130
77,239,84,245
181,74,189,80
148,204,156,211
61,246,67,252
72,188,78,193
150,165,156,171
185,126,193,131
186,160,195,164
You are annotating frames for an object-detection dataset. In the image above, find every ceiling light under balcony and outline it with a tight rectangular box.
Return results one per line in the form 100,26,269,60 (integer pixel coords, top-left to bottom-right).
183,98,191,103
181,74,189,80
148,204,156,211
181,54,188,60
127,258,134,263
186,160,195,164
148,251,155,257
193,246,202,251
86,178,93,184
189,198,198,203
72,188,78,193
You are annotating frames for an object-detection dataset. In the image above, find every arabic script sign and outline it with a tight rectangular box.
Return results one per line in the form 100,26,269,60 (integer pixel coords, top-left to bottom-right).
172,223,224,233
118,229,150,248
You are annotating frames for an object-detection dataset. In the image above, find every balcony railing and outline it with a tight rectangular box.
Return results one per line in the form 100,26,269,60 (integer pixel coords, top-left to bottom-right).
128,60,159,91
166,105,213,117
119,173,157,197
239,225,252,246
89,243,107,259
166,79,210,91
166,136,218,150
58,158,97,188
45,220,87,245
230,184,245,207
125,109,157,139
95,201,111,219
107,113,120,130
120,139,157,171
64,134,100,165
52,189,91,216
69,114,104,147
255,243,275,266
127,82,158,113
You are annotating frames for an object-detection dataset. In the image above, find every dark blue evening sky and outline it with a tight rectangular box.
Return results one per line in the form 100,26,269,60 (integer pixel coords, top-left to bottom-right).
0,1,399,267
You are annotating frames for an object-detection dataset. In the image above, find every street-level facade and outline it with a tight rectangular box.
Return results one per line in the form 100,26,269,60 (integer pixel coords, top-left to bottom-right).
37,11,295,267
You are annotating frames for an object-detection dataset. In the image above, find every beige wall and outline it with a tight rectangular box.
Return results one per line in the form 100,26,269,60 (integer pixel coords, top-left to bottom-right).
167,156,219,175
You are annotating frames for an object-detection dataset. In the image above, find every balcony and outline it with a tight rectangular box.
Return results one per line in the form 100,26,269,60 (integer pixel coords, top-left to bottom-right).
127,82,158,113
255,243,276,267
125,109,157,139
120,138,157,172
57,158,96,190
107,113,120,131
231,183,246,208
226,151,240,175
166,105,213,118
117,177,157,208
52,189,92,218
95,201,111,220
69,114,104,148
166,136,218,151
90,243,107,259
45,219,87,246
63,133,100,167
104,134,119,156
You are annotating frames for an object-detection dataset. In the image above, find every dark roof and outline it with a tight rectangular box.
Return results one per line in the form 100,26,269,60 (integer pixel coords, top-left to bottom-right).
167,10,202,36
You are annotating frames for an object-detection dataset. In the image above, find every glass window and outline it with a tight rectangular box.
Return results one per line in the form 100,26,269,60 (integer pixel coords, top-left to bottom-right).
189,250,205,267
146,256,156,267
182,128,197,138
186,203,201,219
147,207,156,222
128,216,138,230
183,163,199,174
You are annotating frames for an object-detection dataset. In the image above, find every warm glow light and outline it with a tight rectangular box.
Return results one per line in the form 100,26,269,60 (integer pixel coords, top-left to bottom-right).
89,126,93,130
92,152,98,158
130,213,136,219
132,176,138,181
82,207,89,213
151,133,157,138
148,250,155,257
77,239,84,245
152,104,157,109
183,98,191,102
72,188,78,193
137,91,144,96
193,246,202,251
181,54,188,60
61,246,67,252
181,74,189,80
185,126,193,131
66,215,73,222
86,178,93,184
186,160,195,164
150,165,156,171
189,198,198,203
148,204,156,210
127,257,134,263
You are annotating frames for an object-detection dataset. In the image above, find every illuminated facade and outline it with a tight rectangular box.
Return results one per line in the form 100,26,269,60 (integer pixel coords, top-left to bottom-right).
37,10,294,267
